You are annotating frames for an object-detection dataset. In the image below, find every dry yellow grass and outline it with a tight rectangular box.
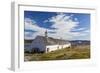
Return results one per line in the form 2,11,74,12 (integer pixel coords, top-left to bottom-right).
24,45,90,61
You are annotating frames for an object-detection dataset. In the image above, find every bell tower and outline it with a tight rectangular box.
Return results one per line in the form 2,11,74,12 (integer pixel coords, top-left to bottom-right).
45,30,48,38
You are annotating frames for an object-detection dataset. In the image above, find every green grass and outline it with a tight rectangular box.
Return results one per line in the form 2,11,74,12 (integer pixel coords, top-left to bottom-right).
24,45,90,61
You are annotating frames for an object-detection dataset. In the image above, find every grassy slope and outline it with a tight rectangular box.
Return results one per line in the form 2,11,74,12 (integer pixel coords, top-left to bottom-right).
25,45,90,61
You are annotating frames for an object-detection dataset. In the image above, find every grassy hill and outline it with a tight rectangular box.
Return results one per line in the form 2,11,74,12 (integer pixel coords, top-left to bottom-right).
24,45,90,61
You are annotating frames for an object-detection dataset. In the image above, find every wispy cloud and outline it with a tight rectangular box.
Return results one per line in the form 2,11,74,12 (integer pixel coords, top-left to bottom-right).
24,18,46,39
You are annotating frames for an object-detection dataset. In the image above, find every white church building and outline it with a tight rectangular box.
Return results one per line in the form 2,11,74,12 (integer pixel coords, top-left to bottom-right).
25,30,71,53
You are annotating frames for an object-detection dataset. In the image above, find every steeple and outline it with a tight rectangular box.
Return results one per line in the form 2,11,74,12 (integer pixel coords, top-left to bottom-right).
45,30,48,38
44,30,48,53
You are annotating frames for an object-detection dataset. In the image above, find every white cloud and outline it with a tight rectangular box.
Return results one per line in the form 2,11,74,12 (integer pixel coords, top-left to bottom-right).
24,18,54,39
44,13,90,40
72,28,86,31
25,18,45,32
24,18,46,39
49,13,79,32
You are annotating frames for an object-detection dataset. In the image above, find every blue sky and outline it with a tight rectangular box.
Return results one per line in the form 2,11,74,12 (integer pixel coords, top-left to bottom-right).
24,11,90,40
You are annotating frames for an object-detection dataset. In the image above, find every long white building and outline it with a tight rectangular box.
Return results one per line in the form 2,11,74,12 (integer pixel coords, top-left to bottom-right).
24,30,71,53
